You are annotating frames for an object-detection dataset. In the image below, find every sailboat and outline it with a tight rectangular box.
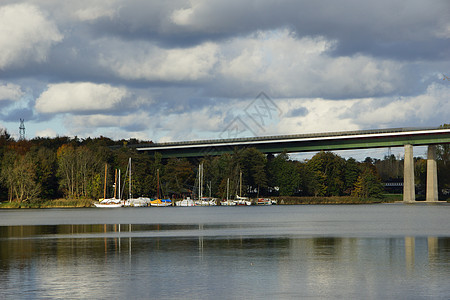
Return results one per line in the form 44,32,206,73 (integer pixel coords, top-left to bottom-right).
150,169,172,207
123,158,150,207
234,171,251,206
194,163,214,206
94,164,124,208
192,163,217,206
175,196,195,207
220,178,236,206
176,164,199,207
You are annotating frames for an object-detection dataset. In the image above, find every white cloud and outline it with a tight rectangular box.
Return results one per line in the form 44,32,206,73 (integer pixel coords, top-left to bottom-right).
99,29,405,99
35,128,57,138
35,82,128,114
100,41,219,81
64,111,151,138
218,30,403,98
269,83,450,138
171,4,196,26
274,98,360,135
69,111,148,128
0,82,24,101
0,3,62,69
154,106,226,141
74,1,118,22
355,83,450,126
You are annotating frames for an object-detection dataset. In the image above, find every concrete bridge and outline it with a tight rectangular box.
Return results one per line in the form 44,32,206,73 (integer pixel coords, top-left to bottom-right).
137,127,450,203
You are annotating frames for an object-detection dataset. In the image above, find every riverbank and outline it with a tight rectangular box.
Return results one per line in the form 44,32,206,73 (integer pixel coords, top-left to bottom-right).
273,194,401,205
1,194,447,208
0,198,92,209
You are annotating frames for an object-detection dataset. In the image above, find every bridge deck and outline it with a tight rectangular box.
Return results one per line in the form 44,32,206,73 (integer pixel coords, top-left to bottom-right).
137,127,450,158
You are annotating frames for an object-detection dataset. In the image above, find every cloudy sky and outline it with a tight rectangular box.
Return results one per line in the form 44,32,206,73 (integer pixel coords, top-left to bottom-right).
1,0,449,154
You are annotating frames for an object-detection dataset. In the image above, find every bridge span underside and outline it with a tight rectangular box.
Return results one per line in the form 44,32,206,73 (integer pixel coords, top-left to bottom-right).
137,127,450,202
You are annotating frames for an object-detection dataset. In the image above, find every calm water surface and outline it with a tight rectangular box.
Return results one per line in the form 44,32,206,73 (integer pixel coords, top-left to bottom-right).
0,204,449,299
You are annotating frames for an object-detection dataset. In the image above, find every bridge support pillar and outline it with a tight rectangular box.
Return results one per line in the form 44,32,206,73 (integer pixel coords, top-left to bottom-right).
426,145,439,202
403,144,415,202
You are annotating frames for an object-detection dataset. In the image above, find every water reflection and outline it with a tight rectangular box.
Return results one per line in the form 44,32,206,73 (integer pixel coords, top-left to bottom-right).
1,223,449,299
405,236,415,273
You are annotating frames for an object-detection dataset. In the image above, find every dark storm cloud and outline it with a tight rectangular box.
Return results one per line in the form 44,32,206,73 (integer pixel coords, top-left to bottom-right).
1,107,34,122
86,0,449,60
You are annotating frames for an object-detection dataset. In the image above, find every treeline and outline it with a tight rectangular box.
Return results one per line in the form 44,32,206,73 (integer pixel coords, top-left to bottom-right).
0,127,449,203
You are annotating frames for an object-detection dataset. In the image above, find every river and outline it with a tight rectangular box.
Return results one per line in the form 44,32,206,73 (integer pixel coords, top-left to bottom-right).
0,204,449,299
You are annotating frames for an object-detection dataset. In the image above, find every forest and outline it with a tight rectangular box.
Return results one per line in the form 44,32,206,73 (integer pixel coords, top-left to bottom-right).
0,126,449,205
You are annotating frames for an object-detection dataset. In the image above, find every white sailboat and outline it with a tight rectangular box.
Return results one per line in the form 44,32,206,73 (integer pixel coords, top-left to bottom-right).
220,177,236,206
175,196,195,206
123,158,150,207
95,165,124,208
233,171,251,205
193,163,217,206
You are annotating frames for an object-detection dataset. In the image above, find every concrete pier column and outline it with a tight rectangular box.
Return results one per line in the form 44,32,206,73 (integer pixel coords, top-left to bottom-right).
426,145,439,202
403,144,415,202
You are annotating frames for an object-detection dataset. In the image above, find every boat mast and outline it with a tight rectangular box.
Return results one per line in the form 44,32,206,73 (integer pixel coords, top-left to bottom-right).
157,169,160,199
201,163,203,199
114,169,118,199
103,163,107,199
129,158,132,199
226,178,229,201
198,163,203,200
118,169,121,200
239,170,242,198
198,164,200,200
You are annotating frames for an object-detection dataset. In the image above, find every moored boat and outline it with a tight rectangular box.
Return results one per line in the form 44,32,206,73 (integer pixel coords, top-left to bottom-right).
234,195,252,206
220,178,236,205
195,197,217,206
220,199,236,206
126,197,150,207
95,164,123,208
150,198,172,207
176,197,195,207
256,198,272,205
94,198,124,208
150,169,172,207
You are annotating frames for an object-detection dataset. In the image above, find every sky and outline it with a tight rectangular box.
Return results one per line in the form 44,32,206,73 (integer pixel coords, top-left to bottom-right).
0,0,449,159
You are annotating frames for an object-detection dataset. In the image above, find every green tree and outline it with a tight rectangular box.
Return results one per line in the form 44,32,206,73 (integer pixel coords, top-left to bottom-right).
163,158,194,197
211,153,236,198
343,158,361,195
238,148,267,196
352,165,384,198
306,151,346,196
414,158,427,195
57,144,102,199
0,151,40,202
33,147,59,199
267,151,300,196
0,128,13,200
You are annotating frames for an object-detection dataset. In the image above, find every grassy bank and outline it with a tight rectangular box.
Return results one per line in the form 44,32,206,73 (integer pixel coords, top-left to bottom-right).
272,195,399,205
0,198,93,208
1,194,446,208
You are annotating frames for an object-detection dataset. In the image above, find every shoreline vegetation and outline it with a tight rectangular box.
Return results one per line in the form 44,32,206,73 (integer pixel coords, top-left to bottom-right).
1,126,449,208
3,194,448,209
